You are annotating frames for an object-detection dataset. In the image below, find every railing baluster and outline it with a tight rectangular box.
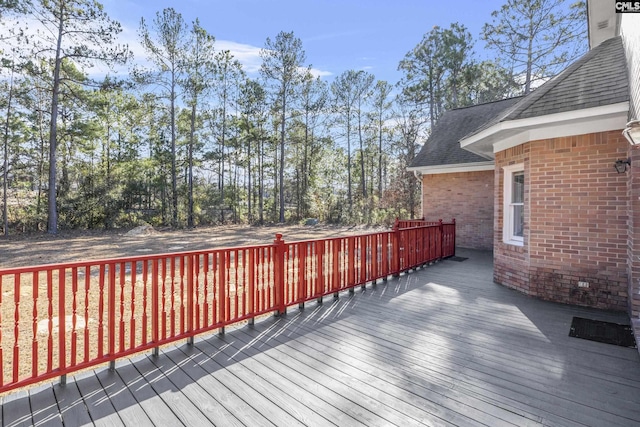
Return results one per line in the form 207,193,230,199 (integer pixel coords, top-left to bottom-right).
108,263,116,371
195,254,201,331
58,267,66,384
119,262,125,356
84,267,90,364
71,268,78,367
161,259,167,341
130,263,137,350
176,256,181,338
142,261,148,346
0,272,3,387
32,271,38,377
47,270,53,373
13,274,20,383
332,240,339,299
234,250,240,320
203,254,209,328
228,251,231,324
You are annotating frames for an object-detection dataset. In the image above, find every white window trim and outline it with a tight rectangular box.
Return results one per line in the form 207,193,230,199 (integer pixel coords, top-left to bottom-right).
502,163,524,246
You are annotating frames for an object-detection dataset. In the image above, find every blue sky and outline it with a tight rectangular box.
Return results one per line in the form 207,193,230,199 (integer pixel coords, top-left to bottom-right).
102,0,505,84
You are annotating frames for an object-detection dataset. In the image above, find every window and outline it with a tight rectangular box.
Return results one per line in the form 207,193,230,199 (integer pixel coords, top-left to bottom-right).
503,164,524,245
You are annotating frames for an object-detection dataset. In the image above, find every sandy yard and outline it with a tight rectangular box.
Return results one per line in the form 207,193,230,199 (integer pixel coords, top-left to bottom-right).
0,224,388,269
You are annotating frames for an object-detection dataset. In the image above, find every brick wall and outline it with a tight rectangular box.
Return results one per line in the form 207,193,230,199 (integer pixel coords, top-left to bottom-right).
494,144,531,293
495,131,629,311
628,145,640,317
421,170,493,250
622,13,640,346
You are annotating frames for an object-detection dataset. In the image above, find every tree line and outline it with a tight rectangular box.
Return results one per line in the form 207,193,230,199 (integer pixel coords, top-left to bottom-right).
0,0,586,235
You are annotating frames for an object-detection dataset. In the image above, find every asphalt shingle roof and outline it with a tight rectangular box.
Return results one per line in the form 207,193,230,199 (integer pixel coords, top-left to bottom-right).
411,36,628,169
469,36,628,136
410,97,521,168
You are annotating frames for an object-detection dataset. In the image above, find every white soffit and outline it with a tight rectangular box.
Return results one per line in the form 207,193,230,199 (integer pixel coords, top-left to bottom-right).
408,161,494,175
459,102,629,159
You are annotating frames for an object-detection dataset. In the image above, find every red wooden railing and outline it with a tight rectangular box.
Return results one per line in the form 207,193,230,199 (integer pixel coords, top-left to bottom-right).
0,220,454,393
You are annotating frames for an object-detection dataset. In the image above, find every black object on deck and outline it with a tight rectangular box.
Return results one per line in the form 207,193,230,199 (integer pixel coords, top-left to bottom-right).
569,317,636,348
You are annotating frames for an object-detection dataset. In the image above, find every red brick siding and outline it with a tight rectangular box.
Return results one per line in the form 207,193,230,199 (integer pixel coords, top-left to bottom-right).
421,171,493,250
628,145,640,317
494,145,531,293
495,131,629,311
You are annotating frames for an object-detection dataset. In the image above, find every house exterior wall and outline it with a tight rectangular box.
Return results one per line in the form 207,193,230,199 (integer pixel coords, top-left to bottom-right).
494,144,530,294
495,131,629,311
622,13,640,120
622,11,640,321
628,145,640,318
421,170,493,250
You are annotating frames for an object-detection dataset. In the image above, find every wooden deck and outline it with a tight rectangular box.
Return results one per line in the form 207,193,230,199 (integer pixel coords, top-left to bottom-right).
2,248,640,426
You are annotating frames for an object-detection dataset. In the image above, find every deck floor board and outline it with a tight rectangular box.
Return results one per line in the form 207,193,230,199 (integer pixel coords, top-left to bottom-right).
1,390,33,427
2,249,640,427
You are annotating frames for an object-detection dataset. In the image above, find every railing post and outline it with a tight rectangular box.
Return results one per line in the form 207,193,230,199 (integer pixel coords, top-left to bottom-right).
348,237,355,294
151,260,159,357
317,240,324,304
107,263,116,371
438,219,444,260
333,240,340,300
218,252,226,336
58,268,69,381
452,218,456,257
186,255,194,346
298,243,306,310
392,222,401,277
248,248,255,325
273,233,286,317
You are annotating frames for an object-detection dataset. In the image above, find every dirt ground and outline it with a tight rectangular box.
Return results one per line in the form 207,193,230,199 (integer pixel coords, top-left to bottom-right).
0,223,388,269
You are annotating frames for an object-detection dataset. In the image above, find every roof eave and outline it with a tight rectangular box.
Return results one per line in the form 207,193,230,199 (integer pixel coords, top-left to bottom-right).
407,161,495,175
459,102,629,159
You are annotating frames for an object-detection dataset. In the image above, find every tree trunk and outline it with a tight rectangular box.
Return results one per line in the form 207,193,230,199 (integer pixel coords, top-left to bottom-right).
358,110,366,199
47,7,65,234
378,114,383,197
170,68,178,228
2,70,12,236
220,91,227,223
279,93,286,223
258,131,264,225
303,109,309,218
346,117,352,212
188,102,196,228
524,22,534,95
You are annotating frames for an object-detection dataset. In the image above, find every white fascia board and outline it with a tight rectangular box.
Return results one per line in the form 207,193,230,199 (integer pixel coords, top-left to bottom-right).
460,102,629,157
407,161,494,175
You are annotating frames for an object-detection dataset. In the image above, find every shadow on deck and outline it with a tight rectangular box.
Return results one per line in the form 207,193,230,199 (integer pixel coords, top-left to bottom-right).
2,248,640,426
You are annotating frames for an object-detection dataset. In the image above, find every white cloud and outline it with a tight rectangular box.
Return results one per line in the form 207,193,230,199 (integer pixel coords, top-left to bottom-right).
215,40,263,73
309,68,332,78
2,17,333,81
218,40,332,79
